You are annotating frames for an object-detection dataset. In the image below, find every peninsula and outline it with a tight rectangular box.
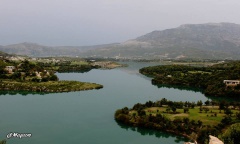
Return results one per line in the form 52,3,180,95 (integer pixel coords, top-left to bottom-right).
0,58,103,93
139,61,240,97
115,98,240,144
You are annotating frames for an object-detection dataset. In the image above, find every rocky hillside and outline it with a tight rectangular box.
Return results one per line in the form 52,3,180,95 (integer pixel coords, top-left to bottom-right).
0,42,116,57
137,23,240,53
0,50,9,56
0,42,77,57
80,23,240,59
1,23,240,59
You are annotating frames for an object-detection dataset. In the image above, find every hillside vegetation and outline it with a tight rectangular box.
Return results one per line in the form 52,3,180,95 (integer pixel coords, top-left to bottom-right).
1,23,240,59
80,23,240,59
115,98,240,144
139,61,240,97
0,59,103,93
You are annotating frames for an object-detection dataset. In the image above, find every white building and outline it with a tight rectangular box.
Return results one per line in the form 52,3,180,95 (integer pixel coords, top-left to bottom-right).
223,80,240,86
5,66,15,73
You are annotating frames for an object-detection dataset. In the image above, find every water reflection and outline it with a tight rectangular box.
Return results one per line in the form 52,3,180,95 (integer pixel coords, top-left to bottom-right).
154,84,203,93
0,90,47,96
153,84,240,102
116,120,188,143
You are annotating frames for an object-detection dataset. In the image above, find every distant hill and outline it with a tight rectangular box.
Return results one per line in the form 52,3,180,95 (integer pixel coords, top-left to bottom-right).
1,23,240,59
0,42,117,57
80,23,240,60
0,50,9,56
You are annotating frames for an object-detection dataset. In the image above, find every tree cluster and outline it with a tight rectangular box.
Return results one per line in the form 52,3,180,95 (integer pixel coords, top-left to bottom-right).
139,61,240,97
0,59,58,82
115,98,240,144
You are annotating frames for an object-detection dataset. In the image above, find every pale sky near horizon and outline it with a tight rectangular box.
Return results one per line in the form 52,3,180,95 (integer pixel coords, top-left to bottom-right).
1,0,240,46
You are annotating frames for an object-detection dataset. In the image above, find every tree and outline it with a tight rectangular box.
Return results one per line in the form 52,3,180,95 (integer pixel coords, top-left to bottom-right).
197,127,219,144
205,100,210,106
183,117,190,124
197,100,203,108
211,100,217,108
236,112,240,120
115,114,129,124
145,101,153,107
49,75,58,81
190,102,195,109
166,107,170,113
132,113,136,119
203,107,209,113
221,116,232,125
115,109,123,118
0,68,7,74
184,108,189,113
224,108,233,116
219,101,226,110
11,72,21,79
197,120,203,127
197,128,209,144
222,123,240,144
167,101,174,107
171,107,177,113
121,107,129,114
138,110,146,116
133,103,144,111
160,98,168,105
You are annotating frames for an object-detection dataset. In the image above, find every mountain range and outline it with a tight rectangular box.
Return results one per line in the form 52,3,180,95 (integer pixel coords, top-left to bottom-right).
1,23,240,60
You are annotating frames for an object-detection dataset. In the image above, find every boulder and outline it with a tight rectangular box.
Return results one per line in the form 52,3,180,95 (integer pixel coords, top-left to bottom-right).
209,135,223,144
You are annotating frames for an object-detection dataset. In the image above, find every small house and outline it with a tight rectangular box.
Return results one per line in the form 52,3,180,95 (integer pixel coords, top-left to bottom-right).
5,66,15,74
35,72,42,78
223,80,240,86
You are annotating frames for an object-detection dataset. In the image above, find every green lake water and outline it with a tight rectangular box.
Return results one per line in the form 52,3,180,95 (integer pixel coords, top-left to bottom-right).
0,62,210,144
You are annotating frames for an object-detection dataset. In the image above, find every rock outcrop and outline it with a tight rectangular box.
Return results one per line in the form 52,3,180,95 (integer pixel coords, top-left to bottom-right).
209,135,224,144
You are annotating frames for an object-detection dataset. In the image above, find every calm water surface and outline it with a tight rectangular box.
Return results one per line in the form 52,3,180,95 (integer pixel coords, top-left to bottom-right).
0,62,209,144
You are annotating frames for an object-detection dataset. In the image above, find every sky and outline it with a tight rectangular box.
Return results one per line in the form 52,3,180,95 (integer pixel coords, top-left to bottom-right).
1,0,240,46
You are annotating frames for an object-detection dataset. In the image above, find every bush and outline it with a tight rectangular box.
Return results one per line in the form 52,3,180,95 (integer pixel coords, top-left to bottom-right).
49,75,58,81
0,139,6,144
31,78,41,82
222,123,240,144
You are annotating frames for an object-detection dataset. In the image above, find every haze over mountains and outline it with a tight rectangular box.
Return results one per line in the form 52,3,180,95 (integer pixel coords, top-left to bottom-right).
1,23,240,60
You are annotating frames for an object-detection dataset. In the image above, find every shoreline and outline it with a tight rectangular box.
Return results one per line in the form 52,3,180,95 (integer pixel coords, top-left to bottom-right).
0,80,103,93
115,98,240,143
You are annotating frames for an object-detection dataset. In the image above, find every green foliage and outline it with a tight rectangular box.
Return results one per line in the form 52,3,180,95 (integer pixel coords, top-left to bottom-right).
132,103,145,111
236,112,240,120
140,61,240,97
0,58,104,93
11,72,21,79
115,98,240,143
49,75,58,81
58,64,97,73
222,123,240,144
0,59,58,82
171,106,177,113
0,140,6,144
184,108,189,113
0,80,103,93
197,127,219,144
224,108,233,116
31,78,41,82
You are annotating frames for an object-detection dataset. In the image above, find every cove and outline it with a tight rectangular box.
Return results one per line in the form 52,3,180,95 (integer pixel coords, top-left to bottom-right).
0,62,209,144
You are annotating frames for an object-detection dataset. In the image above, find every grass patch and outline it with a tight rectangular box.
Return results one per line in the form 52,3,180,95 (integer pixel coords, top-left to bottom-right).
133,106,239,126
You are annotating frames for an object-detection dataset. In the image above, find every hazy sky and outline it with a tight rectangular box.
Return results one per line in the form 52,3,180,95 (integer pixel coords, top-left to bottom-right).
1,0,240,46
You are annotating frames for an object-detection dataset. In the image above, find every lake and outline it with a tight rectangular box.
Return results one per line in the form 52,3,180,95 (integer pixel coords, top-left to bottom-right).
0,62,209,144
